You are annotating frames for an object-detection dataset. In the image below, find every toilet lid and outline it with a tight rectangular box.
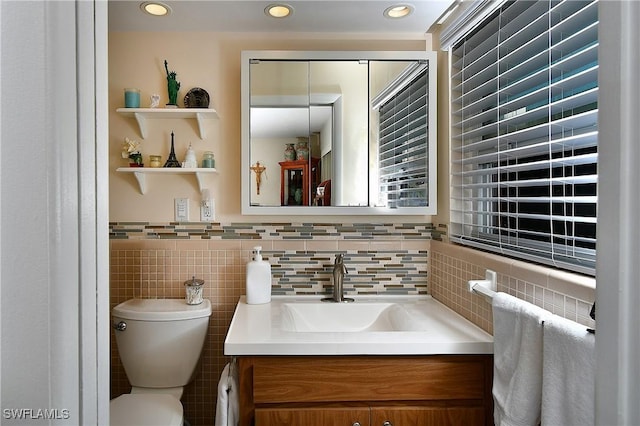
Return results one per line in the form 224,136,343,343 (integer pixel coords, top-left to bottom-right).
110,394,183,426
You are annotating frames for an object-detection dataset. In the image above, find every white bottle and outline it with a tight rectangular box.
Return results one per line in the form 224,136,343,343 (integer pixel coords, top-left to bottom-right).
246,246,272,304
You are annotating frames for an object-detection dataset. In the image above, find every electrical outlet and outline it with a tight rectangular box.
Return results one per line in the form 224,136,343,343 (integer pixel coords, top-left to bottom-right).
200,198,215,222
174,198,189,222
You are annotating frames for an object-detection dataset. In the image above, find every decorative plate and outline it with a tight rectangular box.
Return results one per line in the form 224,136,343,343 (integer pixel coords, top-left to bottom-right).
184,87,210,108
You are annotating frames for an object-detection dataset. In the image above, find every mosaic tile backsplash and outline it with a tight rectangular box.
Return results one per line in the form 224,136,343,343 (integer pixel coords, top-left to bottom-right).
271,250,428,295
110,221,434,241
109,222,432,425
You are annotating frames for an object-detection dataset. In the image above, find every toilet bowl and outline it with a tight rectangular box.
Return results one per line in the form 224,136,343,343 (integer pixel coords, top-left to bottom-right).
110,298,212,426
110,394,182,426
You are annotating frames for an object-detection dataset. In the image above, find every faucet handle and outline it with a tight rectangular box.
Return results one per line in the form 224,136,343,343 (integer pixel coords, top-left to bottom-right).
335,253,348,273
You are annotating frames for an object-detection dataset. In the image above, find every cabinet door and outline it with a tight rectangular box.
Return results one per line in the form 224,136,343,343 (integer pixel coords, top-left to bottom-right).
255,407,370,426
371,406,485,426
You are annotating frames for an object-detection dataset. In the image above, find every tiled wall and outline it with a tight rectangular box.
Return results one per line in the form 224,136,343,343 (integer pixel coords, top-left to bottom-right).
429,240,597,335
110,222,597,425
110,222,431,426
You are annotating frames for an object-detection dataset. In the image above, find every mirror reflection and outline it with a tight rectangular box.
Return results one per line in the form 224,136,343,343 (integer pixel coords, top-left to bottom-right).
243,51,437,215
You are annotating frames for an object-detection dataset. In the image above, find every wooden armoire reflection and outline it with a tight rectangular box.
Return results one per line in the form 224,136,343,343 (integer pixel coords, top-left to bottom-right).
279,158,320,206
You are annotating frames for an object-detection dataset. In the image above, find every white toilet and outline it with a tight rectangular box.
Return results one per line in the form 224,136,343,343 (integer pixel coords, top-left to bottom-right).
110,298,212,426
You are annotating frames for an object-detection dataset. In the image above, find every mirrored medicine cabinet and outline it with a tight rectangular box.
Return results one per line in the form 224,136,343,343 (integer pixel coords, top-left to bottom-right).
241,50,437,215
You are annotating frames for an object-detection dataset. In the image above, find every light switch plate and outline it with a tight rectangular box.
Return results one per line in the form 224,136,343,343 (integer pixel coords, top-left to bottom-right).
174,198,189,221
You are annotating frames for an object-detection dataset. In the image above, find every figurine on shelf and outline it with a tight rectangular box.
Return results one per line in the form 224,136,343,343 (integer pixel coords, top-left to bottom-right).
150,94,160,108
183,143,197,168
164,60,181,107
122,137,143,167
163,131,181,167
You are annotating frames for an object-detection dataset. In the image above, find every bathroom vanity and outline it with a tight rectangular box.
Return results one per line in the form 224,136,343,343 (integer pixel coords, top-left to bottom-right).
237,355,492,426
225,296,494,426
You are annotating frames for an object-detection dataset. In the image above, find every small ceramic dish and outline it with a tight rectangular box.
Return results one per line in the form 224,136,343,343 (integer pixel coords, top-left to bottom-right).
184,87,210,108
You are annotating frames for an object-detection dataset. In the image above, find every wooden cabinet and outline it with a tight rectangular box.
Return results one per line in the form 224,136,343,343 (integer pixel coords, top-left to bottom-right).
238,355,493,426
279,158,320,206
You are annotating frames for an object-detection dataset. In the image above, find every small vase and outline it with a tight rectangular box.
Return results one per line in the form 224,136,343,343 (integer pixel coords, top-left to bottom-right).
284,143,296,161
295,138,309,161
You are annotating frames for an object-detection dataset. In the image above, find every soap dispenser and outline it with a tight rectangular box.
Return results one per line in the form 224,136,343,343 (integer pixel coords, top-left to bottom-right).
246,246,272,304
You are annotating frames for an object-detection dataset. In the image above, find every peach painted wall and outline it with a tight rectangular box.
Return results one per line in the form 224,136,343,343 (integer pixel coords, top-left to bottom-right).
108,32,431,223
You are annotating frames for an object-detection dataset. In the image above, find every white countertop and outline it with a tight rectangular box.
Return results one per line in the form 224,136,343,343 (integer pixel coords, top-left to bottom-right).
224,295,494,355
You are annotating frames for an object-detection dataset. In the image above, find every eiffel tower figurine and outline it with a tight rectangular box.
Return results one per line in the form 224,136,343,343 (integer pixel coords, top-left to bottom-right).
163,131,181,167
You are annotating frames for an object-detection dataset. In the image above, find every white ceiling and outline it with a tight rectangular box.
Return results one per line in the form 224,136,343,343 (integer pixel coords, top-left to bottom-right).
108,0,454,35
251,106,332,138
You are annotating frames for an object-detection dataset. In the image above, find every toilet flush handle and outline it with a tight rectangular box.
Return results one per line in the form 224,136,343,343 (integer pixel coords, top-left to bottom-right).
113,321,127,331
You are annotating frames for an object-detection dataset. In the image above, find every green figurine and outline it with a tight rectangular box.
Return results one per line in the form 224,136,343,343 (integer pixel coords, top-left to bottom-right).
164,60,180,106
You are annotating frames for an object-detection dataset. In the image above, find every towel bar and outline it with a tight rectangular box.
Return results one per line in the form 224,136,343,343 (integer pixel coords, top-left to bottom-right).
471,282,497,300
469,275,596,334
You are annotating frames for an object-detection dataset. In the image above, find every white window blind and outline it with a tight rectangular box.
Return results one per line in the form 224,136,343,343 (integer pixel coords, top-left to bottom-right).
450,0,598,275
377,67,429,208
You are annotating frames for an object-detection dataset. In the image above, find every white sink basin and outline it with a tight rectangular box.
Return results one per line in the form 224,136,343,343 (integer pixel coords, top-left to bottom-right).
224,296,494,355
280,301,421,332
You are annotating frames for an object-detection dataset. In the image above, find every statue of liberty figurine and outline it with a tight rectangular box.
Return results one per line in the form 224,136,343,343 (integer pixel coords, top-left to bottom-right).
164,60,180,106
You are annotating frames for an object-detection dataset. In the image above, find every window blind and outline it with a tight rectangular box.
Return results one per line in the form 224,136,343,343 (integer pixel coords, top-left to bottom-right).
449,0,598,275
377,68,429,208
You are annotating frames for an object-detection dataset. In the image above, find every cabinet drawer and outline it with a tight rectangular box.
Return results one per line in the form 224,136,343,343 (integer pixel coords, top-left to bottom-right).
255,405,485,426
256,407,370,426
251,356,487,404
371,405,485,426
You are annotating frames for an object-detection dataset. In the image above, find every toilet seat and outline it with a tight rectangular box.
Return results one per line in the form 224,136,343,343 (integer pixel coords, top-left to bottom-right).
110,394,183,426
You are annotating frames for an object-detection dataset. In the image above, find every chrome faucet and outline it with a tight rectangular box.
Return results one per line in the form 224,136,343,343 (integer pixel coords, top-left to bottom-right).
323,254,354,303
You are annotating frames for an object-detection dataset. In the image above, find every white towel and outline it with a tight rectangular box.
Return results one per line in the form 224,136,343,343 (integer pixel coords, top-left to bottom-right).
541,314,595,426
492,292,551,426
215,362,239,426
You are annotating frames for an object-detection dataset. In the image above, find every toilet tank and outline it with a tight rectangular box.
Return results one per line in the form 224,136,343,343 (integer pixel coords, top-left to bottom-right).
112,299,212,389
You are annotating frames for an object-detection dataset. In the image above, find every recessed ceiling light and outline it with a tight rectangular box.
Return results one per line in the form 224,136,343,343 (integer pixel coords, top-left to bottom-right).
384,4,414,19
140,2,171,17
265,4,293,18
